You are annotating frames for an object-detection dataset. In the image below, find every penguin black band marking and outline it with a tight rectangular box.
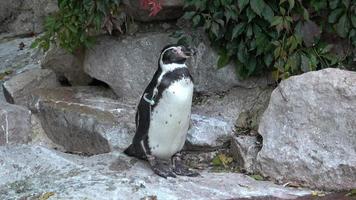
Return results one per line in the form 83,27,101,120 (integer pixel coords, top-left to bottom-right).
152,67,193,110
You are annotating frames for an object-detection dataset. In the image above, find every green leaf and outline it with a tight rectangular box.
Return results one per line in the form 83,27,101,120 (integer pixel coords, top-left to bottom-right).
329,0,340,9
342,0,350,7
250,0,266,16
351,15,356,28
183,11,196,20
270,16,283,27
211,22,220,38
262,5,274,23
217,52,231,68
301,54,310,72
336,14,350,38
192,15,202,27
250,174,264,181
328,8,344,23
246,7,256,22
310,0,327,11
264,53,273,66
255,33,268,55
237,42,248,64
231,23,246,40
247,56,257,75
246,25,253,38
287,53,300,73
288,0,295,11
212,155,222,166
302,7,309,20
238,0,249,10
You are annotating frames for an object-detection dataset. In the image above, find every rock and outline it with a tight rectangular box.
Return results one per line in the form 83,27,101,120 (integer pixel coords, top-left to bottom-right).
84,33,272,99
0,0,58,35
84,34,171,99
41,46,92,85
29,114,63,150
29,86,136,155
231,135,261,173
0,102,31,145
3,68,60,106
0,1,22,27
0,37,43,74
0,36,45,102
0,145,312,199
186,114,232,149
188,41,271,93
256,68,356,191
186,86,273,149
123,0,184,22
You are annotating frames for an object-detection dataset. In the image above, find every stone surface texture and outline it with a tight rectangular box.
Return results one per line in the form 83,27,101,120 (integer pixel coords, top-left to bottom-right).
42,46,92,85
257,68,356,191
0,0,58,35
84,33,271,99
29,86,136,154
3,68,60,106
0,37,45,102
0,37,43,74
0,103,31,145
186,114,233,148
123,0,184,22
0,145,312,200
231,135,261,173
186,87,273,148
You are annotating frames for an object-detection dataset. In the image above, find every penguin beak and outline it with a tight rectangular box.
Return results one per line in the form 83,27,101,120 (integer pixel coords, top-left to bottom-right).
179,46,196,58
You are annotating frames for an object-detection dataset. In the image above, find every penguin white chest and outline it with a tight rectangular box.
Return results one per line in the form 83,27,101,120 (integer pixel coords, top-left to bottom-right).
148,78,193,159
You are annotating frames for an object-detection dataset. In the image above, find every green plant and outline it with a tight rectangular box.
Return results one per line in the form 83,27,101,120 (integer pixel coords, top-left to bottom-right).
32,0,125,53
177,0,354,79
32,0,164,53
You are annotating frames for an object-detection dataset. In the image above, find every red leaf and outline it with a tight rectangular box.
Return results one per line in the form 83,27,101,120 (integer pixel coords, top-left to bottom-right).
139,0,162,16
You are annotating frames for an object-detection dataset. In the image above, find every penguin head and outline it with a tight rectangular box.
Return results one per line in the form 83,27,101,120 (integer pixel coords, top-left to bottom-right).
159,45,195,66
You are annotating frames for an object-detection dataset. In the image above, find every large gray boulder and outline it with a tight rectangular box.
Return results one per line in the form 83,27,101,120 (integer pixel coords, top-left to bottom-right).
0,145,312,199
0,102,31,145
84,33,271,99
123,0,184,22
0,0,58,35
84,33,170,99
3,68,60,106
41,46,92,85
257,68,356,191
29,86,136,155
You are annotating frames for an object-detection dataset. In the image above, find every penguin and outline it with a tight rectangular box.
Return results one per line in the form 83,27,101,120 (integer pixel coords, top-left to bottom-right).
124,45,199,178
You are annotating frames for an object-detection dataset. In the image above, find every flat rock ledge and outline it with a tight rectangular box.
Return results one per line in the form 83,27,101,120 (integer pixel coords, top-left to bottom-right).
0,145,312,200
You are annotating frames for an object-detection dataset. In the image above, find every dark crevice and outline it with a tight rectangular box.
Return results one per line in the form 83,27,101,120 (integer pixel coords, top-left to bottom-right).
88,78,110,88
58,76,72,86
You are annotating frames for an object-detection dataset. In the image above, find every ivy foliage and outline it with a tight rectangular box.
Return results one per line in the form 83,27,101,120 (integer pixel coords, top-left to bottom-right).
178,0,356,79
31,0,124,53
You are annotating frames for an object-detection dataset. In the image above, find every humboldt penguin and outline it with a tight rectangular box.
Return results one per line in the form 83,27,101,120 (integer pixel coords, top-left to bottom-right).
124,45,199,178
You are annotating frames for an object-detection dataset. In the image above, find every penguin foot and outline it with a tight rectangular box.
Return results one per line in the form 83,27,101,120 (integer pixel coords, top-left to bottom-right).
172,153,200,177
148,155,176,178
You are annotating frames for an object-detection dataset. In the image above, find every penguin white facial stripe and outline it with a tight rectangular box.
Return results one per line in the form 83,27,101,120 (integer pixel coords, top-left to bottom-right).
159,62,186,73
